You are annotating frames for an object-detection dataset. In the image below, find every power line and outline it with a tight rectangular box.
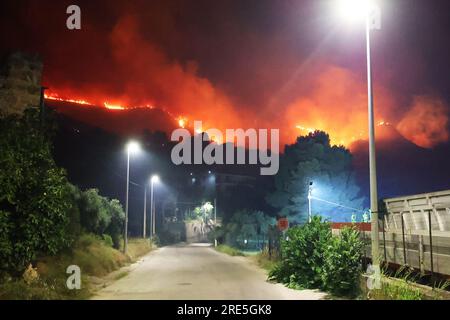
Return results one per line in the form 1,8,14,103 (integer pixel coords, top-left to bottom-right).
309,196,365,213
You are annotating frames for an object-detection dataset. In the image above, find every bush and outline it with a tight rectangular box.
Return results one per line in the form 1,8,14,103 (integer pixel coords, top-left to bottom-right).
78,188,111,234
0,110,73,275
70,186,125,249
269,216,364,296
105,199,125,249
269,216,331,289
322,227,364,296
102,234,114,247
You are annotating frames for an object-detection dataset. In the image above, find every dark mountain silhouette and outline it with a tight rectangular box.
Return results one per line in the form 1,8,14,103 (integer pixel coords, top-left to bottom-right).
46,100,178,136
351,124,450,204
49,100,450,212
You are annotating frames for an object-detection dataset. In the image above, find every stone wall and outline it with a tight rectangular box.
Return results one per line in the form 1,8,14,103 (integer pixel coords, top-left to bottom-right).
0,52,42,117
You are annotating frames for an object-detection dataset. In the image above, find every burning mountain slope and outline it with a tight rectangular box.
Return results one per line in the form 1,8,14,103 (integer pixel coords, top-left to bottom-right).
46,99,178,136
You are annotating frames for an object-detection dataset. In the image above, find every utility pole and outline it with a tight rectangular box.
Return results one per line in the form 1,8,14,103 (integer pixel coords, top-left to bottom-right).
143,184,147,238
123,141,140,254
152,199,156,235
124,150,130,254
150,179,154,239
366,13,380,270
308,182,313,223
214,198,217,247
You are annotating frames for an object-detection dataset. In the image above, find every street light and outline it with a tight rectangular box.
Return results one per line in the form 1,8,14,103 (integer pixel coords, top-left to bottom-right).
337,0,381,269
124,141,141,254
337,0,373,22
308,182,313,223
150,175,159,239
214,198,217,247
144,175,160,239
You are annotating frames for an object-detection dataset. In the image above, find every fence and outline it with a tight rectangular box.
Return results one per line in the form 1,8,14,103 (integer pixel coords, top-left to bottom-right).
332,190,450,277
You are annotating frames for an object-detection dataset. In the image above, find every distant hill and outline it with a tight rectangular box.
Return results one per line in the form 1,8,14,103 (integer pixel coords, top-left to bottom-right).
46,99,178,136
351,124,450,203
48,99,450,208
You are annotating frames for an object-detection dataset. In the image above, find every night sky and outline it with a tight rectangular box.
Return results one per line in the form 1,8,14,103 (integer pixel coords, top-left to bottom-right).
1,0,449,199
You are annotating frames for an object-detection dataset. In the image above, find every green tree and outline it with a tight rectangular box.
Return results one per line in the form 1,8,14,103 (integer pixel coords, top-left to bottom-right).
267,131,365,223
0,109,73,274
218,210,275,249
105,199,125,248
72,187,125,248
78,188,111,234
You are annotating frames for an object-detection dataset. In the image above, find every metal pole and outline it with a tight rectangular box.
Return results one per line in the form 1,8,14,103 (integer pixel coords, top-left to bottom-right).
214,198,217,247
150,180,154,239
366,14,380,270
401,213,407,265
382,217,387,264
428,210,434,281
153,193,156,236
143,184,147,238
124,151,130,254
308,184,312,223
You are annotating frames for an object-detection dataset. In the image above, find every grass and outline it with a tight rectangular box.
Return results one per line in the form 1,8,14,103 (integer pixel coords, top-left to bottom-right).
215,244,245,256
0,234,154,300
125,238,153,261
251,250,279,272
368,276,425,300
113,271,129,281
215,245,279,272
365,266,450,300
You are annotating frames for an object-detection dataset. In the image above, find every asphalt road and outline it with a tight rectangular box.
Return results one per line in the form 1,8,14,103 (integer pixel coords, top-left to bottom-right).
93,243,326,300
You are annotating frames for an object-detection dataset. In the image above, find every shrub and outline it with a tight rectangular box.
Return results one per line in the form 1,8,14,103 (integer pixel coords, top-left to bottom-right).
269,216,364,296
78,188,111,234
71,187,125,249
102,234,114,247
269,216,331,289
0,110,73,275
105,199,125,249
322,227,364,296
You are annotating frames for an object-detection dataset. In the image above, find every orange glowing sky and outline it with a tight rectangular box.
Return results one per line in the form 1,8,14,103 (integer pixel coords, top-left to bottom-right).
6,1,445,150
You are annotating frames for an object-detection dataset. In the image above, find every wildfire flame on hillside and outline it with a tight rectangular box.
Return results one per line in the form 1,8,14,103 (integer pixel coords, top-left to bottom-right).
44,91,189,129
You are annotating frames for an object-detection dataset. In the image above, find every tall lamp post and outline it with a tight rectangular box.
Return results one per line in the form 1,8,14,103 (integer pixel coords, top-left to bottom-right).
308,182,313,223
214,198,217,247
150,175,159,239
124,141,140,254
143,182,147,238
337,0,381,269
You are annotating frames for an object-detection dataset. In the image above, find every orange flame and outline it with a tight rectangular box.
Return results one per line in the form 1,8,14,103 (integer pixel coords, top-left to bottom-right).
44,93,91,105
178,117,187,128
104,102,125,110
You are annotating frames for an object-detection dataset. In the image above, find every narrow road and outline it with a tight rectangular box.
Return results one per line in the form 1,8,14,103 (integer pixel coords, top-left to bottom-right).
93,243,326,300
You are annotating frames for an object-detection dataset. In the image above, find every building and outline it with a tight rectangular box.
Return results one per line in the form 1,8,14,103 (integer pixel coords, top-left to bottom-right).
0,52,42,117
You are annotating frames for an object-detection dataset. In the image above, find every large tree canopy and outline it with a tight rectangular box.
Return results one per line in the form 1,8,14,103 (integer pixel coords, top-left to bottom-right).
267,131,365,223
